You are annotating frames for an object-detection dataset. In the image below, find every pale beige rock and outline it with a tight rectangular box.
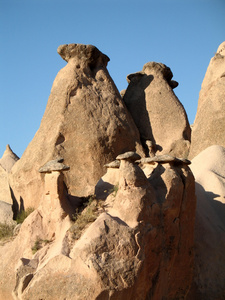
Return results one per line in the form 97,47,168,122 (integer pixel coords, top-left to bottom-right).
123,62,191,157
0,145,19,205
0,145,19,173
9,44,143,209
0,201,15,225
0,169,73,300
187,145,225,299
0,147,196,300
0,164,12,204
189,42,225,159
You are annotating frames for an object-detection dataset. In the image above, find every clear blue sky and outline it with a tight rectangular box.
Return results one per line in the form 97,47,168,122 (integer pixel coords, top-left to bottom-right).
0,0,224,158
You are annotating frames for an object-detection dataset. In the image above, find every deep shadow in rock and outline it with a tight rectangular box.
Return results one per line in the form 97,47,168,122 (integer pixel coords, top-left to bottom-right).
9,185,19,220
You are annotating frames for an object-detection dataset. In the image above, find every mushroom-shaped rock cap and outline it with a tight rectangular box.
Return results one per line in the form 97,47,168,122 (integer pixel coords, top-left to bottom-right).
57,43,110,66
39,158,70,173
104,160,120,168
116,151,141,162
137,155,191,165
142,62,173,81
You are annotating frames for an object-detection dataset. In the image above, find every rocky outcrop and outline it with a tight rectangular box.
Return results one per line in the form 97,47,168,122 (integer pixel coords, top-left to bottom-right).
122,62,191,158
189,41,225,159
0,151,196,300
9,44,143,208
0,145,19,205
187,145,225,299
0,144,19,173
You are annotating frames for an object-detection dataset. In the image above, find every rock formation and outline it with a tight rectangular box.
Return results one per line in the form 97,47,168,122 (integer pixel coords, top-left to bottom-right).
1,42,225,299
0,151,196,300
0,145,19,205
9,44,143,209
189,41,225,159
0,144,19,173
122,62,191,158
187,145,225,299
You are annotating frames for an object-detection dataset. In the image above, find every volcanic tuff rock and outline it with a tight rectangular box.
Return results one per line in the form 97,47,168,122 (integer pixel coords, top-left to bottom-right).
0,144,19,173
9,44,143,208
0,150,196,300
187,145,225,300
122,62,191,158
0,145,19,204
189,41,225,159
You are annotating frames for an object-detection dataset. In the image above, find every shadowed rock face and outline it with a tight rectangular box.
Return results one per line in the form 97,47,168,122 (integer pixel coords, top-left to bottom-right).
189,41,225,159
187,145,225,300
9,44,143,207
123,62,191,158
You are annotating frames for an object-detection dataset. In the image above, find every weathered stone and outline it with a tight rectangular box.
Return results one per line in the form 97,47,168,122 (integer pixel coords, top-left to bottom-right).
137,154,191,165
0,145,19,205
116,151,141,162
9,44,143,208
0,164,12,204
123,62,191,157
104,160,120,168
0,145,19,173
0,144,196,300
189,41,225,159
39,158,69,173
187,145,225,300
0,200,15,225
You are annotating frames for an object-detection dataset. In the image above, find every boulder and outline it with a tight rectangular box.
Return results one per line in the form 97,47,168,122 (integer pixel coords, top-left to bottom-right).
187,145,225,299
122,62,191,157
9,44,144,208
189,41,225,159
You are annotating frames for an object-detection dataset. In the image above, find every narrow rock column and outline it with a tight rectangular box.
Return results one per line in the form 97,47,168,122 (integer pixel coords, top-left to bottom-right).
38,159,71,239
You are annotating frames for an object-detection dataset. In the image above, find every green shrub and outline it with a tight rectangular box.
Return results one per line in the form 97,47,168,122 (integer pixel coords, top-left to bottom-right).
0,223,15,241
70,195,104,240
109,183,119,197
16,207,35,224
31,239,50,254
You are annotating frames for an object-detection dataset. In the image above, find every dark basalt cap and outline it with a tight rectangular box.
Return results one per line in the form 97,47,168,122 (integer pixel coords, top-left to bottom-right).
137,155,191,165
104,160,120,168
57,44,110,67
39,158,70,173
116,151,141,162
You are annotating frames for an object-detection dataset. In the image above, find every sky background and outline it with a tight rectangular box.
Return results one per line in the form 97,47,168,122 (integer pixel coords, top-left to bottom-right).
0,0,224,158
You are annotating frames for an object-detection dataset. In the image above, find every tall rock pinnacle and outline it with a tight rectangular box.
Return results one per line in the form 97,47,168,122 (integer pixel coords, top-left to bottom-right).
9,44,143,208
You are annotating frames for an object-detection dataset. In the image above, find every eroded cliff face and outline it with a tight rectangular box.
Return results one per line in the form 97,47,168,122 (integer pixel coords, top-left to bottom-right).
0,154,196,300
9,44,143,208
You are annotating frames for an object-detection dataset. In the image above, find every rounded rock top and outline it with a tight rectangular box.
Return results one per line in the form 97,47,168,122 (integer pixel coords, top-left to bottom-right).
116,151,141,162
57,43,110,65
